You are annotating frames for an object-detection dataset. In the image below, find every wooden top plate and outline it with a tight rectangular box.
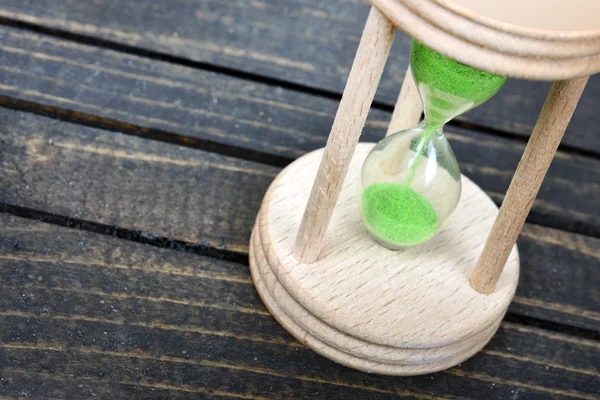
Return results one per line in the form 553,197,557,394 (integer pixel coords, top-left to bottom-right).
371,0,600,79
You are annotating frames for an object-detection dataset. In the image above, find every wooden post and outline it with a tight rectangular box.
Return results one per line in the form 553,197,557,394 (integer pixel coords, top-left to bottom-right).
293,6,396,263
470,77,588,294
386,65,422,137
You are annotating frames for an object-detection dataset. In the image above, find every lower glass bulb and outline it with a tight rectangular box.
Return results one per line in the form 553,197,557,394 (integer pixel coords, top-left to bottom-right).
359,123,461,249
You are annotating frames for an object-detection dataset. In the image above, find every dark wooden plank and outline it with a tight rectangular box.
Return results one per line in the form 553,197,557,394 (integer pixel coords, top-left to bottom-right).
512,224,600,331
0,110,598,332
0,108,278,253
1,26,599,236
1,215,599,399
0,26,331,160
0,0,599,153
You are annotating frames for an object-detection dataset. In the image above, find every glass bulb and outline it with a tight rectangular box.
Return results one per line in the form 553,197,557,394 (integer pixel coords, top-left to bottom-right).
358,41,507,249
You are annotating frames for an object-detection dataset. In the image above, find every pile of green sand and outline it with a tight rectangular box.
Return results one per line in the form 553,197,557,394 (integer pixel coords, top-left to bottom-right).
361,183,438,247
410,41,506,126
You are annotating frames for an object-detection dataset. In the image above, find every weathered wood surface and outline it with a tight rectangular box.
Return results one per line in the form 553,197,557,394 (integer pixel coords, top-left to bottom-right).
1,0,599,153
0,109,277,254
1,26,599,237
0,2,598,395
1,214,599,399
0,110,598,333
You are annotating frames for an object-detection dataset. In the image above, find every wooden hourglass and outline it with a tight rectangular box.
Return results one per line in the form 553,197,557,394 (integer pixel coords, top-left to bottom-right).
359,40,506,249
249,0,600,375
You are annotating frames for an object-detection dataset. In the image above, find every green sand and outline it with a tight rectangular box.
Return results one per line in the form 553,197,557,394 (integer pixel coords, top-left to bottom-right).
359,43,504,247
410,41,506,126
361,183,438,247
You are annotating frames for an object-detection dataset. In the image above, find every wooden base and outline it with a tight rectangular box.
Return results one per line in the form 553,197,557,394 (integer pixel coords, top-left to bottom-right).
249,143,520,375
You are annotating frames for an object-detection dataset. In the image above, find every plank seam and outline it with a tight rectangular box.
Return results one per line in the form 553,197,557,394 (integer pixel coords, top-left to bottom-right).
1,17,599,162
1,98,599,239
0,202,249,265
1,202,598,342
0,96,293,168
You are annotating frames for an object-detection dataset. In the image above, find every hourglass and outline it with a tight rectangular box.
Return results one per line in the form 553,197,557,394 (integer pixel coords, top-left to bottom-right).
249,0,598,376
359,41,506,249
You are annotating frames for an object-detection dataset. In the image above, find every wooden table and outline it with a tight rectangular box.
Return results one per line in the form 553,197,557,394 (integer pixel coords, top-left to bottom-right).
0,1,598,398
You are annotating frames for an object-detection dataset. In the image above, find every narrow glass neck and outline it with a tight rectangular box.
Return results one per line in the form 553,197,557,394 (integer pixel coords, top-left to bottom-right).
418,82,473,128
417,120,444,137
410,40,507,128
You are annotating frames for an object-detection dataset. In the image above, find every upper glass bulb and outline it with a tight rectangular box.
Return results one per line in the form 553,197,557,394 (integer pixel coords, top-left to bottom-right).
358,41,507,249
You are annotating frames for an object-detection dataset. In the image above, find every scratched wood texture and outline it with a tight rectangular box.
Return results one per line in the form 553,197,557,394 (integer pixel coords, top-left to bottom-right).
1,26,600,237
0,0,599,153
0,109,598,334
0,2,598,396
1,214,599,399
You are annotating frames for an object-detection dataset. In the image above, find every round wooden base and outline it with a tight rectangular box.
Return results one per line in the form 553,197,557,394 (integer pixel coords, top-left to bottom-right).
249,143,520,375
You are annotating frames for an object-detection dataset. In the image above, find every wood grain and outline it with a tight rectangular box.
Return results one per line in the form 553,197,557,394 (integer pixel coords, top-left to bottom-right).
1,1,599,153
372,0,600,79
0,109,598,332
258,144,518,350
1,214,599,398
248,144,525,374
294,6,395,263
472,77,588,294
0,1,596,395
0,26,599,237
0,108,277,253
252,229,504,375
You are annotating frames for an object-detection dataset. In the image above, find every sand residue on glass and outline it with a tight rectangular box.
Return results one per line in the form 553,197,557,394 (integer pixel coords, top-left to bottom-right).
359,41,506,249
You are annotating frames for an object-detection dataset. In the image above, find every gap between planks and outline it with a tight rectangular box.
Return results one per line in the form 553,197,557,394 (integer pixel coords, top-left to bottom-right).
3,91,600,241
0,91,300,167
0,203,252,259
0,7,596,396
2,46,600,238
1,21,600,164
1,205,599,341
0,14,342,100
3,29,600,176
0,59,324,146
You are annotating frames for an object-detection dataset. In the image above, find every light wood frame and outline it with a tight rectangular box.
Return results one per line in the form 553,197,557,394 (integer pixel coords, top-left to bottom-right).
249,1,595,374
